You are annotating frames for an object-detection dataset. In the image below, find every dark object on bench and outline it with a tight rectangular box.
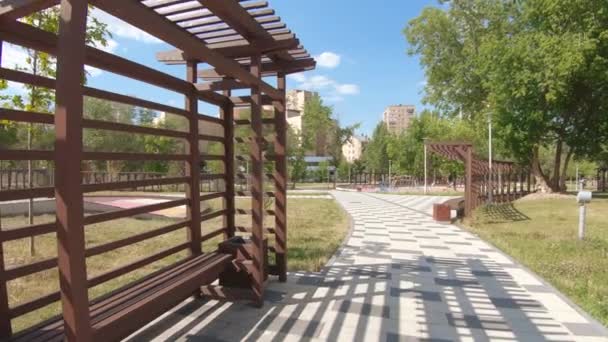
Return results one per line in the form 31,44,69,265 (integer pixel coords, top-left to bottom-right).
218,236,268,288
11,252,232,342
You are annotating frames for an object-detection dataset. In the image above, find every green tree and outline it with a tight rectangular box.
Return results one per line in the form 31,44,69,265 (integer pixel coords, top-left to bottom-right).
405,0,608,192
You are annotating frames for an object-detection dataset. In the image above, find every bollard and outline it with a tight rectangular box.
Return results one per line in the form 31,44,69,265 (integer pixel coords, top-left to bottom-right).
576,191,592,240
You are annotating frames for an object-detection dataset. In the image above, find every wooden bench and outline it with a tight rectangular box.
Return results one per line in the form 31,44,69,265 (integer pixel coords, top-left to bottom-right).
432,197,465,222
11,252,232,342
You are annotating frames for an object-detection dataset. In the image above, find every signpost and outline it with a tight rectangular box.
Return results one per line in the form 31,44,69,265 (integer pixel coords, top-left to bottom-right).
576,191,592,240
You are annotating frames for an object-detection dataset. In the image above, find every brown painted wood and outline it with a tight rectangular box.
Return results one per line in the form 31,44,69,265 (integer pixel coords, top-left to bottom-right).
197,58,315,79
53,1,92,340
89,0,283,100
0,0,58,20
249,53,265,307
221,87,236,239
0,187,54,202
83,199,188,225
185,61,203,256
0,39,11,332
274,72,288,282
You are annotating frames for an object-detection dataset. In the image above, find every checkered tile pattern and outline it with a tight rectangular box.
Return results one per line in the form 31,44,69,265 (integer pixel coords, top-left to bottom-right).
126,192,607,342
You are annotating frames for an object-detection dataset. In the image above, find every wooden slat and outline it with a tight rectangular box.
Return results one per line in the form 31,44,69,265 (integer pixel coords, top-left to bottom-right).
199,134,225,143
201,227,227,241
200,209,227,222
0,150,53,160
200,154,225,161
85,220,189,257
0,67,191,118
195,79,248,92
0,222,56,242
82,119,188,139
83,199,188,225
90,0,283,100
0,0,58,20
0,108,53,124
87,242,190,288
9,291,60,319
81,176,189,193
83,152,188,161
200,192,225,201
4,257,57,281
197,114,225,126
0,187,54,201
170,0,268,24
188,15,280,35
200,174,225,181
181,8,274,30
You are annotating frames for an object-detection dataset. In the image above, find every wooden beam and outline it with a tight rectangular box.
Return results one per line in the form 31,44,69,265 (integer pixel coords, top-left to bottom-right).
195,79,249,91
171,0,268,24
230,95,273,106
0,0,58,20
249,53,265,307
89,0,282,100
198,58,315,79
185,61,202,256
274,72,287,282
54,0,92,340
181,8,274,30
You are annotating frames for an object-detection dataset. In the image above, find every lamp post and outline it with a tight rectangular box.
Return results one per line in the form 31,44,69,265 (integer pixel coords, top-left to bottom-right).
488,109,493,204
388,159,392,191
423,139,428,194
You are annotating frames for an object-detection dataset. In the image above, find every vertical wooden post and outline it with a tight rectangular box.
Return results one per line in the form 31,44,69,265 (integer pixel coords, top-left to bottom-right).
185,61,202,255
249,54,265,306
274,72,288,282
54,1,92,339
0,39,12,340
464,146,473,216
527,170,532,193
221,86,235,238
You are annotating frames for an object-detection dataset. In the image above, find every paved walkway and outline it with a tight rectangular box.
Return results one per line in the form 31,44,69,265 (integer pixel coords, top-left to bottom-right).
126,191,607,342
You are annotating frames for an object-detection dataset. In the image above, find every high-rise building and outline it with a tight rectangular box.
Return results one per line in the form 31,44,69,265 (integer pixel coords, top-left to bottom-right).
342,135,368,163
286,89,316,133
382,105,415,134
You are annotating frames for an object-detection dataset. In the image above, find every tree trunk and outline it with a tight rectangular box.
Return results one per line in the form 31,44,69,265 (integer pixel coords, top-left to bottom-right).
551,140,563,191
559,148,573,192
530,146,552,193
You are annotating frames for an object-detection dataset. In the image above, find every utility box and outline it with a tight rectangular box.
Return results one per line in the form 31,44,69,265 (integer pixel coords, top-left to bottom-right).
577,191,592,204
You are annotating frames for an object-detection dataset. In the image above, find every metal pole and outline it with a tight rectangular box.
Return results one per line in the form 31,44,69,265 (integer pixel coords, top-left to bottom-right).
578,204,586,240
488,111,493,203
424,144,428,194
388,159,392,191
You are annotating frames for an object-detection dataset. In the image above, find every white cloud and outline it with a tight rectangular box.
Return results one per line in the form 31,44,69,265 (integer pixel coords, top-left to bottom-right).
289,73,360,101
315,52,341,69
335,84,360,95
91,8,162,44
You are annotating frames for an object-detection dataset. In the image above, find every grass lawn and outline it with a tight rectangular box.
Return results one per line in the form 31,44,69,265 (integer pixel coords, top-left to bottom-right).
0,197,348,333
464,194,608,326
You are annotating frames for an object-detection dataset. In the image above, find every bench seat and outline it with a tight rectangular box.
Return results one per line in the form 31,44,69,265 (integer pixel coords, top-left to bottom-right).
12,251,232,342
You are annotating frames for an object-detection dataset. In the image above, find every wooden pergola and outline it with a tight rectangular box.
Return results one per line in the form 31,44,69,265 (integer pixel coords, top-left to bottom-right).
425,142,531,216
0,0,314,340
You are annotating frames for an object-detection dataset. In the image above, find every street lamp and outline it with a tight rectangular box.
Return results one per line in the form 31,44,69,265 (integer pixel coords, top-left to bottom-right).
488,108,493,203
423,138,428,195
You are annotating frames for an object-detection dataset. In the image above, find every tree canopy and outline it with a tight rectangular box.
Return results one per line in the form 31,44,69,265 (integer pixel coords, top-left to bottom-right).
405,0,608,192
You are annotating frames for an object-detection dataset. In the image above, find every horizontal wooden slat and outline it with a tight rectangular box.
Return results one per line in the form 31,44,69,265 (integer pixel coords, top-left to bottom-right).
85,220,189,257
0,108,53,124
198,134,225,143
83,199,188,225
235,226,275,234
83,152,188,161
82,176,189,193
200,154,225,161
235,209,275,216
200,174,225,181
233,118,275,125
197,114,225,126
235,191,275,197
4,257,57,281
0,187,54,201
0,222,56,242
0,149,53,160
200,209,227,222
201,228,227,241
199,192,225,201
9,291,60,319
0,67,192,118
87,242,190,288
83,119,188,139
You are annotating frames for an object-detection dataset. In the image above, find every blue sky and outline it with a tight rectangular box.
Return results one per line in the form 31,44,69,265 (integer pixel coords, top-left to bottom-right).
3,0,441,135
